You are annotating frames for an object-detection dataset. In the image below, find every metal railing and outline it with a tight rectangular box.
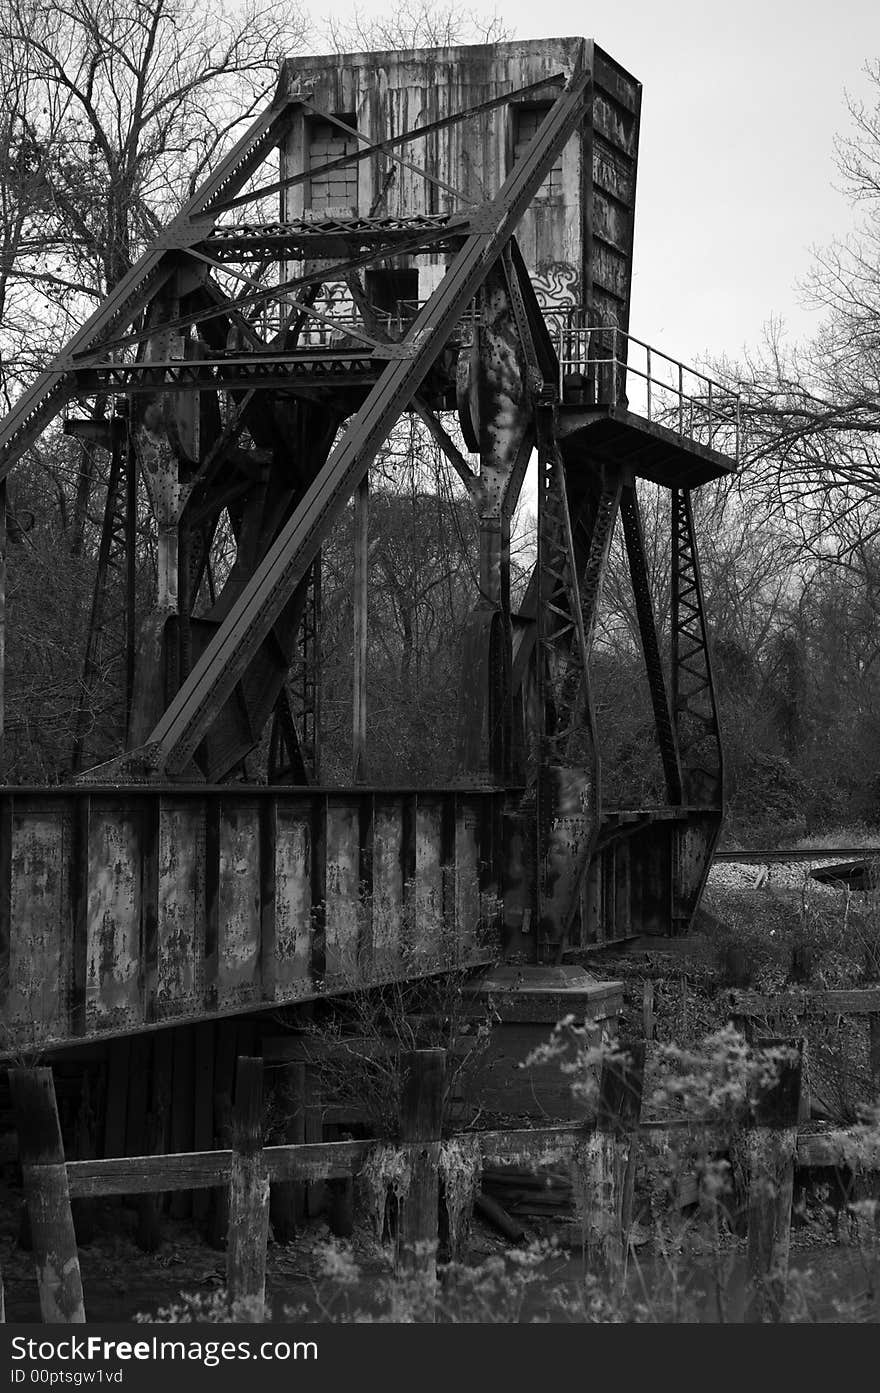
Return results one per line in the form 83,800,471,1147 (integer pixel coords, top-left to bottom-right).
245,297,740,463
547,309,741,465
288,297,478,352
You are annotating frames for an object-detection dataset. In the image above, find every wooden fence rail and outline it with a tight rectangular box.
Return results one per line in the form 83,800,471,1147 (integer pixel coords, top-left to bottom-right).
729,985,880,1101
6,1047,880,1325
51,1120,880,1200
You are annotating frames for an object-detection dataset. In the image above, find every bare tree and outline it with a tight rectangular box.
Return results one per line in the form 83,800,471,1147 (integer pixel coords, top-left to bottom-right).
0,0,311,390
728,62,880,544
323,0,507,52
0,0,311,550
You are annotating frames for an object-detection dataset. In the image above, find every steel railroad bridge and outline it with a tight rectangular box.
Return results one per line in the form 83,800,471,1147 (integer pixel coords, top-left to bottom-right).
0,38,736,1063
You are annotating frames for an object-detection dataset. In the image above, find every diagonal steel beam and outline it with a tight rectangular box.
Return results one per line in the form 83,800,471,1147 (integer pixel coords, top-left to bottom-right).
671,487,723,805
212,74,566,215
0,98,298,481
134,54,593,778
302,103,469,208
70,224,460,364
619,483,683,803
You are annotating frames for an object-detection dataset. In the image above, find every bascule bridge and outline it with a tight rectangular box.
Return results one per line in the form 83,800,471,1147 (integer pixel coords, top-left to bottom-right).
0,40,737,1105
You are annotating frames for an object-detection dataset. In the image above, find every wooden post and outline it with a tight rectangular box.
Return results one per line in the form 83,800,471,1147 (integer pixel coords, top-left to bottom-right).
135,1105,164,1254
70,1070,97,1245
170,1027,195,1219
269,1062,305,1242
789,943,813,984
226,1056,269,1313
209,1020,238,1249
192,1022,216,1226
745,1038,802,1323
642,981,654,1042
103,1037,132,1166
267,1053,322,1236
797,1037,811,1123
327,1125,356,1238
397,1049,445,1285
302,1065,325,1220
136,1029,172,1251
579,1039,645,1288
9,1067,86,1323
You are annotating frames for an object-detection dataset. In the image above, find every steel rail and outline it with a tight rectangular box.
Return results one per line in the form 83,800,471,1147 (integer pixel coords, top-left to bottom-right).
713,847,880,864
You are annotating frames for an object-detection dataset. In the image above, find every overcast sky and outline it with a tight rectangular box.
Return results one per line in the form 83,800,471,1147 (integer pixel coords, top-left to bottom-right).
319,0,879,371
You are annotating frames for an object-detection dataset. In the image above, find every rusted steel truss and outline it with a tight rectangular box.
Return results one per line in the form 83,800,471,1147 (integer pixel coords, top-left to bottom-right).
620,485,683,804
534,428,596,954
0,39,733,1027
74,61,593,782
672,487,723,806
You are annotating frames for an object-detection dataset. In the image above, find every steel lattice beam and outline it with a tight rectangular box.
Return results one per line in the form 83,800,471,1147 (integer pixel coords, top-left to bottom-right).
671,487,723,805
620,484,683,804
99,54,594,779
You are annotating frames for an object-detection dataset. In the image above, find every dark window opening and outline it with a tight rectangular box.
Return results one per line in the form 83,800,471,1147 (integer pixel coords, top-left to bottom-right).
308,113,358,212
512,105,563,200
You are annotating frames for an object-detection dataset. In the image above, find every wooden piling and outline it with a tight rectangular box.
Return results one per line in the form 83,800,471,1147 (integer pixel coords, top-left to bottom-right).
579,1039,645,1288
302,1065,325,1220
135,1104,164,1254
327,1126,355,1238
209,1019,238,1249
9,1067,86,1323
170,1027,195,1219
745,1038,802,1323
788,944,813,985
642,981,655,1042
70,1069,97,1245
396,1048,445,1282
103,1037,131,1170
226,1056,269,1314
192,1022,216,1225
269,1062,305,1242
133,1030,172,1252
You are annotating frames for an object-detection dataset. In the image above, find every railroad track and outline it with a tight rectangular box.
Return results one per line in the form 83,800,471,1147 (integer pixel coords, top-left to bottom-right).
714,847,880,864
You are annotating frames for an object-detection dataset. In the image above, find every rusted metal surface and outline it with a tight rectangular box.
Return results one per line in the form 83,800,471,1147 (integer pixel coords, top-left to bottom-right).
98,60,593,785
0,786,506,1053
0,37,733,980
672,488,723,807
673,813,722,933
534,430,595,952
